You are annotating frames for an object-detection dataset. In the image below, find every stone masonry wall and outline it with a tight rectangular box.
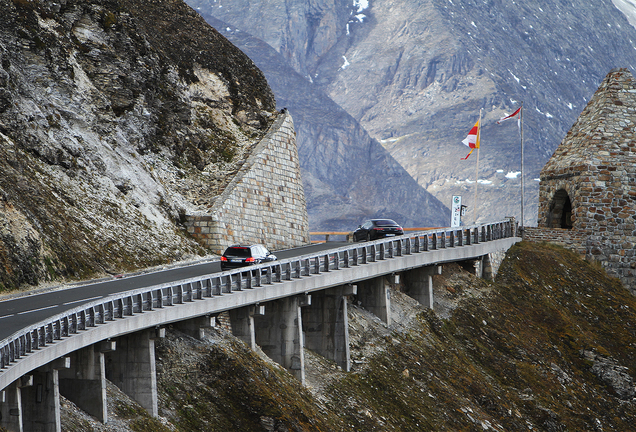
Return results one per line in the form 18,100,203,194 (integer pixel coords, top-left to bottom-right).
535,69,636,293
523,227,587,256
184,110,310,253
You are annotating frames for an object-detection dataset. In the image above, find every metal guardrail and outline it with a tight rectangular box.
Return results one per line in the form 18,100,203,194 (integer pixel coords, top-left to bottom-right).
0,219,516,381
309,227,440,243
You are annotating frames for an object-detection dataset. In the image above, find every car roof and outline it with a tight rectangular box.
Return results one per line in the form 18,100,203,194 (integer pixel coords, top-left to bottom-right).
224,244,269,250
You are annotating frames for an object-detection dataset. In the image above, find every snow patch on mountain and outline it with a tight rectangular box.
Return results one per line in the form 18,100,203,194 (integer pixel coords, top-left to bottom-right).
613,0,636,28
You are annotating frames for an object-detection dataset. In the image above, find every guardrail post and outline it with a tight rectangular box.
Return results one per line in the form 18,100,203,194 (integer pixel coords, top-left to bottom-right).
265,267,273,284
274,264,282,282
223,276,232,293
379,243,386,260
283,262,292,280
303,259,310,276
166,287,174,306
432,233,437,250
449,231,455,247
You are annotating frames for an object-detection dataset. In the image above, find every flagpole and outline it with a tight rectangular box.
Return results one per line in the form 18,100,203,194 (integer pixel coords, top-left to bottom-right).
474,108,482,225
520,102,525,235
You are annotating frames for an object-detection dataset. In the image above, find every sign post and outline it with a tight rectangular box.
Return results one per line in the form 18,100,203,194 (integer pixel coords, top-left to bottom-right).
451,196,462,227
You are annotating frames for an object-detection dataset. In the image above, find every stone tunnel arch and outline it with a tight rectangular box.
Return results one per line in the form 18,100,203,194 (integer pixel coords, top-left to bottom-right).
547,189,573,229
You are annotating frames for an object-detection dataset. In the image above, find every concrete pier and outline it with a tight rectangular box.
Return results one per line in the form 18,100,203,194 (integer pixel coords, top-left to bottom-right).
404,265,441,309
21,358,69,432
0,380,24,432
302,285,355,371
174,315,216,340
357,276,391,325
254,295,310,383
58,341,115,424
230,305,265,350
105,331,158,417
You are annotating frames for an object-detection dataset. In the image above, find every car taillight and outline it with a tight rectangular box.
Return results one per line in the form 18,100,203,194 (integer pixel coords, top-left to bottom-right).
373,227,383,230
220,256,227,262
245,257,255,262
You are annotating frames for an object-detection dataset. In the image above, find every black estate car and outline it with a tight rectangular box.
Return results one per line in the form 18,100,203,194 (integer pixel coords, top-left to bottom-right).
220,244,277,271
353,219,404,242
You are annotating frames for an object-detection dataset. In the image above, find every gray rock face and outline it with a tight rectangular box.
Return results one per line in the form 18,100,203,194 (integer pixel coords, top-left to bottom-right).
187,0,636,226
0,0,276,289
582,350,636,400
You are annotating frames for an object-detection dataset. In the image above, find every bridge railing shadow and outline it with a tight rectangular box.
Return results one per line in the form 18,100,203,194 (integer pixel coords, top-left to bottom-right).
0,219,517,388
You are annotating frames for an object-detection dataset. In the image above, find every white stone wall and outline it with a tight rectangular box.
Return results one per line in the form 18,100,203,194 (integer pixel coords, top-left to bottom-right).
185,110,310,253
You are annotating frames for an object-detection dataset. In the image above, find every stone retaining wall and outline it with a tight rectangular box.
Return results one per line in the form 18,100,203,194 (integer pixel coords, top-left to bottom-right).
523,227,587,256
184,110,310,254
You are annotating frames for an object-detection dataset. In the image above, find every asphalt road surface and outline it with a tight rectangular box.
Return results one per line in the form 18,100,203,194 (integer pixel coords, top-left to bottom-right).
0,242,349,341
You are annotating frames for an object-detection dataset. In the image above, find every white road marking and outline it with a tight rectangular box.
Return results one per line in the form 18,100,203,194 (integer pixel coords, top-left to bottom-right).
63,296,103,306
17,305,58,315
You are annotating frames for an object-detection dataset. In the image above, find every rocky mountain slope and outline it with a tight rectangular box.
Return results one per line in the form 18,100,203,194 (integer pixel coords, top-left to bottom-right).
186,0,636,226
59,242,636,431
0,0,451,292
0,0,278,291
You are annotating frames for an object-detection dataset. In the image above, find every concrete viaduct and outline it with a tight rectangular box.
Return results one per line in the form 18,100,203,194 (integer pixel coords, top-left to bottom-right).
0,220,519,431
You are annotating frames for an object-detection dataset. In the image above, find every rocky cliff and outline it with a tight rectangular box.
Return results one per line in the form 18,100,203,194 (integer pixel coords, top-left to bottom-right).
186,0,636,226
0,0,276,290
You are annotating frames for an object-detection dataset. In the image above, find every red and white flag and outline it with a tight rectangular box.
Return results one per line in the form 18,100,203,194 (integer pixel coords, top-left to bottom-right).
461,120,480,160
497,107,522,126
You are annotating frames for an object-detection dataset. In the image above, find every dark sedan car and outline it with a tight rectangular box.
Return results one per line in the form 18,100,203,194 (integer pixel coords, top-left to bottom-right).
353,219,404,242
220,244,277,271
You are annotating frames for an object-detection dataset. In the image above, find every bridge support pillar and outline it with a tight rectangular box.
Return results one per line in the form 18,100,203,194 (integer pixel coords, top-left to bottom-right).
21,357,69,432
481,254,493,280
173,315,216,340
302,284,355,371
403,265,441,309
254,295,310,383
0,378,26,432
230,305,265,350
58,341,115,424
105,330,158,417
357,276,391,325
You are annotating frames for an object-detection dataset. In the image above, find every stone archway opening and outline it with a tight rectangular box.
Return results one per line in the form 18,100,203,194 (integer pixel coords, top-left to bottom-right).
548,189,573,229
